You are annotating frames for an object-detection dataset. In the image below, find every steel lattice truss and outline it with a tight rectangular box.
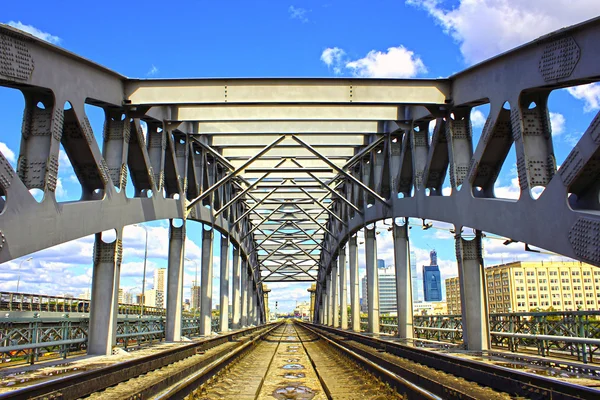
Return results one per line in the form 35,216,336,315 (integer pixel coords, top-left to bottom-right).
0,18,599,287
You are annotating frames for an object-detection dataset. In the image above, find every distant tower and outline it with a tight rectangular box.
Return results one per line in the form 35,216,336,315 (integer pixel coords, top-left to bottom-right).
423,250,442,302
377,259,385,269
430,250,437,266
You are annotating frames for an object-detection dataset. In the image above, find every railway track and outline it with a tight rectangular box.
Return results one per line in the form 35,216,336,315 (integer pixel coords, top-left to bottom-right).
0,324,279,400
306,322,600,400
1,320,599,399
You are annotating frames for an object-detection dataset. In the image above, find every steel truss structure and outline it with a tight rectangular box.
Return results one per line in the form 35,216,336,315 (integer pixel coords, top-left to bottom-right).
0,17,599,353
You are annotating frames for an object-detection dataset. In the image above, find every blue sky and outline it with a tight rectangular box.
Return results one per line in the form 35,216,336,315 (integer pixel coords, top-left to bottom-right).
1,1,600,312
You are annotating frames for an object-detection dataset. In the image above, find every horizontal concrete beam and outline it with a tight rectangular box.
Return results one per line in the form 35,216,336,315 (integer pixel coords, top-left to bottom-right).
126,78,449,105
174,104,404,121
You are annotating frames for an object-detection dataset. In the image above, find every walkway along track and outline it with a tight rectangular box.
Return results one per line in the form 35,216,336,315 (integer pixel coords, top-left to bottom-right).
305,322,600,400
0,323,280,400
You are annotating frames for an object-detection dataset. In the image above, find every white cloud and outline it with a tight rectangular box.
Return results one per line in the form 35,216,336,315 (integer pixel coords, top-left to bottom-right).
320,47,346,74
407,0,600,65
289,6,309,23
494,175,520,200
147,65,159,76
346,46,427,78
566,83,600,112
6,21,60,44
549,112,565,136
321,45,427,78
470,109,486,128
0,142,16,163
55,177,67,199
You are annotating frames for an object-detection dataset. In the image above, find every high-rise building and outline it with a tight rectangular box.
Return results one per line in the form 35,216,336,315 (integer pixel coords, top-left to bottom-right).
361,275,368,312
360,267,398,314
410,251,422,302
144,289,164,308
154,268,166,292
378,267,397,314
445,261,600,314
377,259,385,269
123,290,134,305
423,250,442,301
430,250,437,266
190,283,201,311
118,288,124,304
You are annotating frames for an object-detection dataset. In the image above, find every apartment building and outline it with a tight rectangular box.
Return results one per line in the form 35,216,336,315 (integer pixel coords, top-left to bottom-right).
445,261,600,314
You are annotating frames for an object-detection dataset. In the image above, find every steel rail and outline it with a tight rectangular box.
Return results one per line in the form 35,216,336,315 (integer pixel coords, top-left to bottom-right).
305,322,600,400
295,322,442,400
0,324,279,400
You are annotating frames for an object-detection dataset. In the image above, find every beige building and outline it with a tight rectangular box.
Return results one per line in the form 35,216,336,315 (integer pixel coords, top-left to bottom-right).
190,284,201,311
144,289,165,308
154,268,166,292
446,261,600,314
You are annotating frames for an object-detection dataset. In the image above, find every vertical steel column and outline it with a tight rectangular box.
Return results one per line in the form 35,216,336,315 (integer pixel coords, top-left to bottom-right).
456,230,490,350
88,229,123,355
325,274,332,326
240,259,248,326
231,246,241,329
200,227,214,336
219,234,230,333
263,287,270,323
166,221,185,342
248,277,255,325
393,221,413,339
331,262,339,327
250,271,256,325
365,227,380,334
348,236,360,332
339,247,348,330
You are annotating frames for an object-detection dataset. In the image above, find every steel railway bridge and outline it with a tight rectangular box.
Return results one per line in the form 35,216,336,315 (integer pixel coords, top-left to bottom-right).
0,16,599,396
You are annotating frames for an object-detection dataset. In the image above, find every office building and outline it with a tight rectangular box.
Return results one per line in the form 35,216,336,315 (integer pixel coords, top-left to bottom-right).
154,268,166,292
118,288,124,304
410,251,423,302
377,259,385,269
445,261,600,314
123,290,134,305
423,250,442,302
294,301,311,318
360,267,399,314
190,283,201,311
144,289,164,308
361,275,368,312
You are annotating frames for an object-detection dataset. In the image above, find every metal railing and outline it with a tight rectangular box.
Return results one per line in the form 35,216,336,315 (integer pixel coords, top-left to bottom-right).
356,311,600,363
0,313,222,366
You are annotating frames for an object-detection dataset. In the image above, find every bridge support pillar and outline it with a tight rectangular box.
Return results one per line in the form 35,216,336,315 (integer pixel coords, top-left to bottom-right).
88,230,123,355
166,222,185,342
349,236,360,332
200,227,214,336
252,276,257,325
263,285,270,323
231,247,241,329
365,227,380,334
248,279,255,325
219,234,230,333
455,230,490,351
240,259,248,326
325,274,332,325
331,262,339,327
339,247,348,330
393,221,413,339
